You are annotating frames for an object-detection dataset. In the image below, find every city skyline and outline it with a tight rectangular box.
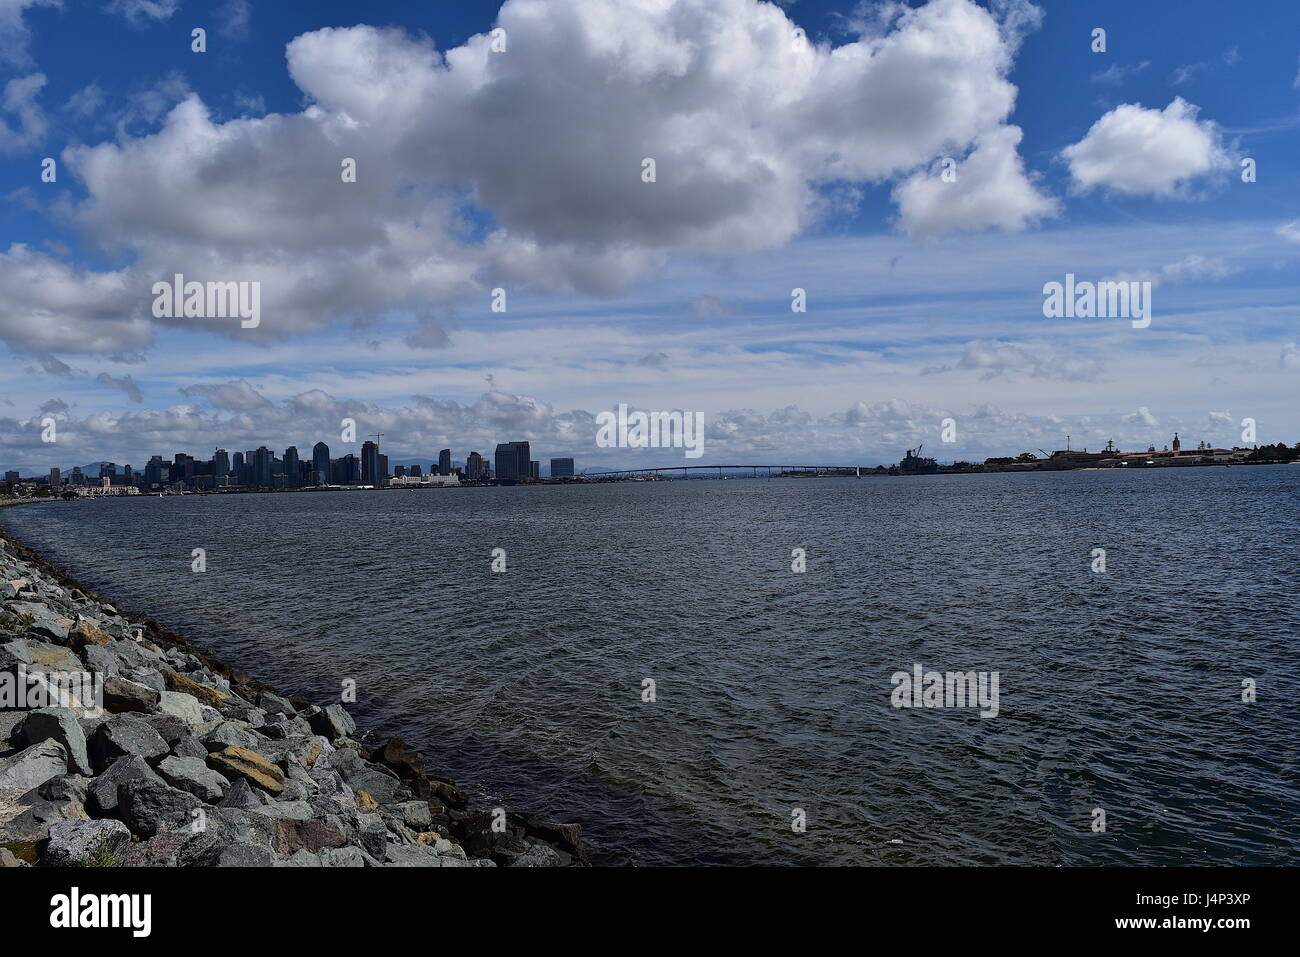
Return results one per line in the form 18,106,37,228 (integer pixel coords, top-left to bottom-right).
2,1,1298,473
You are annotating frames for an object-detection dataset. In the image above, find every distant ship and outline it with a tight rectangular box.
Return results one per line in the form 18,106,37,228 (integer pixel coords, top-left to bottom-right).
898,445,938,475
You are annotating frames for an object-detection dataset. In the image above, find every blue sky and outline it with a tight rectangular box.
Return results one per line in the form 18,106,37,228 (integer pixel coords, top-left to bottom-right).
1,0,1298,471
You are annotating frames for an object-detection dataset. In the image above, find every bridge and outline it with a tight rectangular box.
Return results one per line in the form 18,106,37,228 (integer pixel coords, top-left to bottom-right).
577,464,879,480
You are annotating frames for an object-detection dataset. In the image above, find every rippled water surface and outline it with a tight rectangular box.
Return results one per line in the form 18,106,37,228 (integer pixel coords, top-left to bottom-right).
4,468,1297,865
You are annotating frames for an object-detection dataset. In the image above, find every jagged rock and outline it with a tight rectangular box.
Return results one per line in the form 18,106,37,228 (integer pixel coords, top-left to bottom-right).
392,800,433,831
82,645,121,678
499,840,569,867
157,756,229,802
218,843,275,867
0,792,88,844
201,722,261,753
252,800,313,820
208,746,285,795
118,777,205,837
42,818,131,866
0,847,26,867
102,675,160,714
303,704,356,741
125,669,166,694
172,735,209,760
357,813,388,860
23,647,83,688
355,789,378,811
6,606,70,642
157,690,203,725
321,846,366,867
217,696,265,725
385,842,444,866
0,739,67,791
523,815,587,861
280,849,323,867
117,831,184,866
0,639,32,671
217,777,266,810
89,715,168,771
38,773,90,806
142,713,194,745
272,816,349,856
257,691,296,716
162,669,226,708
87,755,165,816
67,620,112,652
17,708,92,776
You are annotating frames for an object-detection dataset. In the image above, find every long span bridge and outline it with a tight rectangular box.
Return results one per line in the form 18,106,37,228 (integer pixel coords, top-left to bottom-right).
578,464,877,480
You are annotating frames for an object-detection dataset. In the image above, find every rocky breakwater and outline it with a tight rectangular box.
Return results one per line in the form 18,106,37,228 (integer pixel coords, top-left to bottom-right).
0,530,588,867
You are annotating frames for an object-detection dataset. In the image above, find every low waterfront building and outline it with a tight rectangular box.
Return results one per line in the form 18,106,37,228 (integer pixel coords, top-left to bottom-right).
389,474,460,487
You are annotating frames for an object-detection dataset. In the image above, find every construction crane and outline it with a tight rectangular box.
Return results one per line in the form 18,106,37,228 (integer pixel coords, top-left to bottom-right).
372,432,384,449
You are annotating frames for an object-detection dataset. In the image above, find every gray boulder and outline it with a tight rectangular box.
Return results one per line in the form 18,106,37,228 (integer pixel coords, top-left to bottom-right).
117,777,205,838
17,708,92,775
201,721,261,753
101,675,159,714
305,704,356,740
257,691,296,716
82,644,121,678
89,715,168,771
217,777,266,810
157,690,203,725
392,800,433,831
0,639,32,670
218,843,275,867
87,755,165,816
157,756,229,802
172,735,209,760
385,842,444,866
42,818,131,866
0,739,67,791
321,846,366,867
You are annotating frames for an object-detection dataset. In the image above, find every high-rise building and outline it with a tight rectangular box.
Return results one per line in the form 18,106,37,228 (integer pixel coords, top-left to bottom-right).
99,462,117,480
213,449,230,476
550,457,574,478
409,464,422,477
49,467,60,488
3,471,18,483
334,454,360,484
379,454,389,485
283,447,300,488
312,442,330,486
530,460,540,479
394,465,407,477
492,441,532,481
438,449,451,475
361,441,379,484
466,452,484,480
493,443,519,481
144,456,164,487
254,447,273,487
513,442,531,479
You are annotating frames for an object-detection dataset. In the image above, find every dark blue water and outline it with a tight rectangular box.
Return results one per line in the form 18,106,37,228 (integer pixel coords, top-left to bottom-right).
4,467,1297,865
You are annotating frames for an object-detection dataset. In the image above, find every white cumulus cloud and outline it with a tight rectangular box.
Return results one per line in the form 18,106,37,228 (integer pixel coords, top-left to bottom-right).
1062,97,1233,198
